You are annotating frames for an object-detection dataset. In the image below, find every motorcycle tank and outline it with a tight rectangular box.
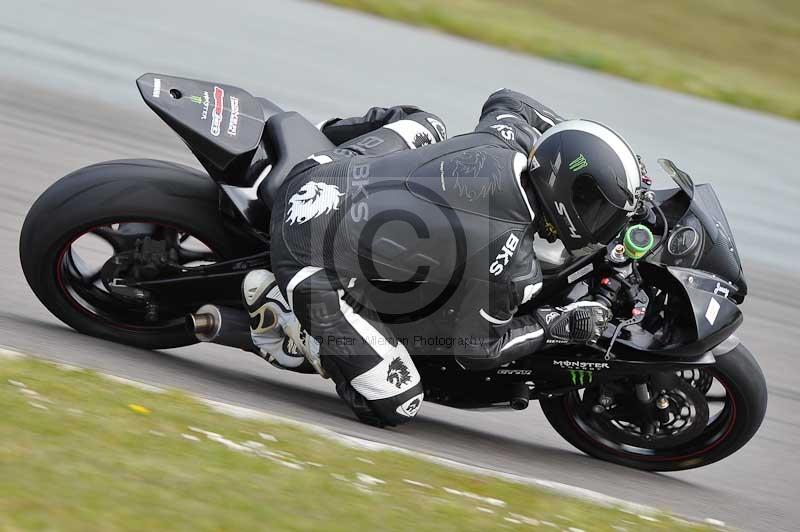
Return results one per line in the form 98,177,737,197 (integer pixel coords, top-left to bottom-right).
137,74,266,179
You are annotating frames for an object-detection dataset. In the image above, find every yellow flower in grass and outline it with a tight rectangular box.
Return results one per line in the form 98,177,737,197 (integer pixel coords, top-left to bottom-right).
128,404,150,415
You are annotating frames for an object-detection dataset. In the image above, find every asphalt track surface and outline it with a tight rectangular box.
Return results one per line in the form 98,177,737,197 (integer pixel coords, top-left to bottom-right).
1,1,799,530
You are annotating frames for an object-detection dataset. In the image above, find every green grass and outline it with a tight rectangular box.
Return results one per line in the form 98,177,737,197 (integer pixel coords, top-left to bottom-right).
0,356,718,531
320,0,800,120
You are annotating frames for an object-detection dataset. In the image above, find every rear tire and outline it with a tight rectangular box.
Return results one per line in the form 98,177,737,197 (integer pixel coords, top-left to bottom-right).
540,343,767,471
19,159,263,350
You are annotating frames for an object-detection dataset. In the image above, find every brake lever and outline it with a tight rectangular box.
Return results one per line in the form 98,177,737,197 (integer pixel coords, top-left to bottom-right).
602,290,649,361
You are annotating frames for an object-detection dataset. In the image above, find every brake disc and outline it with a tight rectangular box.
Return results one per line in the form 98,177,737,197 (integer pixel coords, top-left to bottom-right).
588,378,710,450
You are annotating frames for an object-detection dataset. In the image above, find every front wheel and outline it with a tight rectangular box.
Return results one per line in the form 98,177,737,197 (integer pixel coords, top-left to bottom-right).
540,343,767,471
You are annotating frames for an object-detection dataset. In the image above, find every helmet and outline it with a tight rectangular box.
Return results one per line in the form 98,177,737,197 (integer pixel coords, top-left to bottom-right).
527,120,641,253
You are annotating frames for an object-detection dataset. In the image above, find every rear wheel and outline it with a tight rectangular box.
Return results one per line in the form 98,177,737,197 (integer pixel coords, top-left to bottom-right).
19,160,263,349
540,344,767,471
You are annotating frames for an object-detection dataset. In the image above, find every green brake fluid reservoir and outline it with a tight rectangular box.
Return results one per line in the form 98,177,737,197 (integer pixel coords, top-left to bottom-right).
623,224,654,260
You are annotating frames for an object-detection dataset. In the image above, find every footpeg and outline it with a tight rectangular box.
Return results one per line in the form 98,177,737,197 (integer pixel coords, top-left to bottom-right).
509,382,530,410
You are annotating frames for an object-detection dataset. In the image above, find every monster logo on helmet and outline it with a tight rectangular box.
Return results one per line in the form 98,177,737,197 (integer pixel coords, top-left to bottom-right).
526,120,641,252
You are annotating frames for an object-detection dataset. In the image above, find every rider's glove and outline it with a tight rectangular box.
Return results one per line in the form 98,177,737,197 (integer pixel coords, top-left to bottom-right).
535,302,612,345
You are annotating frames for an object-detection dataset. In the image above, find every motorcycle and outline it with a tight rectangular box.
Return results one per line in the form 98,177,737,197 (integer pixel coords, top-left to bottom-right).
19,74,767,471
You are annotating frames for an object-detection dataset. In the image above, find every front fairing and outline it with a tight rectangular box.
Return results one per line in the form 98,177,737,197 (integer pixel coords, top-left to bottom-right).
646,160,747,301
669,267,742,342
611,265,742,358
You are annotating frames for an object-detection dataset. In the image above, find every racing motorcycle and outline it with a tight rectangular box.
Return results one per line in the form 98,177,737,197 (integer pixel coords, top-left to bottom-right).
19,74,767,471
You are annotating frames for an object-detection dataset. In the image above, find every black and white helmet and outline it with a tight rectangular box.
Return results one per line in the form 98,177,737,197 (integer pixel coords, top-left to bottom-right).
527,120,641,253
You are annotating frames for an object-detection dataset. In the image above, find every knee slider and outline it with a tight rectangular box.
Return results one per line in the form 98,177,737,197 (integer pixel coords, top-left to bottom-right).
371,387,425,426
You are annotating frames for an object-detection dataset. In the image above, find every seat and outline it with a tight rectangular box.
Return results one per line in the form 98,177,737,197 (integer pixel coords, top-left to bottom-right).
259,111,335,206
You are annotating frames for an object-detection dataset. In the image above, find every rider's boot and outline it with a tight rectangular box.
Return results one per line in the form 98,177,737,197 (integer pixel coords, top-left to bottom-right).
536,301,612,345
242,270,323,375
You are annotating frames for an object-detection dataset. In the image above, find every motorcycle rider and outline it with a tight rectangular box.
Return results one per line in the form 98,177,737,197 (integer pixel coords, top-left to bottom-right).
242,89,641,427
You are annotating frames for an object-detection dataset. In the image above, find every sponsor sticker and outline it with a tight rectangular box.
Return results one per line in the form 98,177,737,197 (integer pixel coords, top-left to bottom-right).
568,369,593,385
201,91,210,120
227,95,240,136
210,86,224,137
496,369,532,375
569,153,589,172
553,360,609,371
189,93,211,121
713,282,730,298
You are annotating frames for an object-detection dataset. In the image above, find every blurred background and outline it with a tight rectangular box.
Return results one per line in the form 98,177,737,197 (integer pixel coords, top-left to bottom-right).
1,0,798,530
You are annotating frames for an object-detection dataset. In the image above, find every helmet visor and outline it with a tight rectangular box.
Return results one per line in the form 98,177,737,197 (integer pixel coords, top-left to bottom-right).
573,177,629,244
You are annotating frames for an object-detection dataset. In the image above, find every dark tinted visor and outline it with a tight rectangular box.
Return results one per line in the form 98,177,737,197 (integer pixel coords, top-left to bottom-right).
573,177,629,244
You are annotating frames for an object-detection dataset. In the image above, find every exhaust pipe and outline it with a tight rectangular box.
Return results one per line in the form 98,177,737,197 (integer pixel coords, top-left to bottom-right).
187,304,263,353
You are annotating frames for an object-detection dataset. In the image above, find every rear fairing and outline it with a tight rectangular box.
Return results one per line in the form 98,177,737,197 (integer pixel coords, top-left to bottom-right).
136,74,267,185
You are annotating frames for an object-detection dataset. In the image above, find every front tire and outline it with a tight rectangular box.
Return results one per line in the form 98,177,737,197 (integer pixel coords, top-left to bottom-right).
540,343,767,471
19,160,263,350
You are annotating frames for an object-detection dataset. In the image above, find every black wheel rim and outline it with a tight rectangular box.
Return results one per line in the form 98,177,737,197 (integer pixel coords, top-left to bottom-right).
56,221,220,332
564,370,737,461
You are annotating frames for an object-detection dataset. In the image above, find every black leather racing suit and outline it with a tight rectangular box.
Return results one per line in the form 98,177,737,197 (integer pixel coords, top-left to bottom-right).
269,89,563,426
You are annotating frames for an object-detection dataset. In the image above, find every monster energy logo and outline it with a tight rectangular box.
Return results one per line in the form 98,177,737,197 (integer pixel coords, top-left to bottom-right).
569,154,588,172
568,369,593,385
189,95,203,104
